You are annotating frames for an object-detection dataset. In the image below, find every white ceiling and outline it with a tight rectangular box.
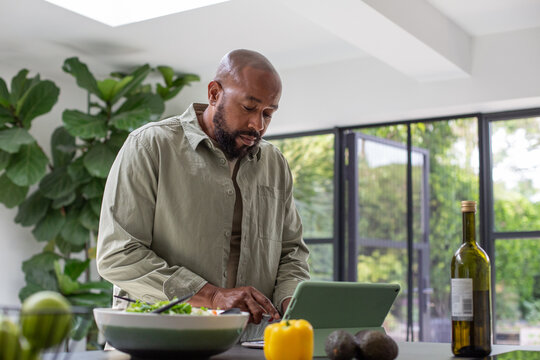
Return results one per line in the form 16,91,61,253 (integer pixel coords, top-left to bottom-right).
1,0,540,134
428,0,540,36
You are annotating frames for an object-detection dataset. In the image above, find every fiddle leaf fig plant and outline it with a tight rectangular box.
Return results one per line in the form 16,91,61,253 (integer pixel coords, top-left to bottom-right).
0,70,59,208
0,57,199,346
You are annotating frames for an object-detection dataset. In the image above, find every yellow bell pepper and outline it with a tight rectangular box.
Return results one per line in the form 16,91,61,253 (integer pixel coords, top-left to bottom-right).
264,319,313,360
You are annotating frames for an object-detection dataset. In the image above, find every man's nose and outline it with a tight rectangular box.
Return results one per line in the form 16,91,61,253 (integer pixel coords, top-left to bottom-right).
248,113,265,133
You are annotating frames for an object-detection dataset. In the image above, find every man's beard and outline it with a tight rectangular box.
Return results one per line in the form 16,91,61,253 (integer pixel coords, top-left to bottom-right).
213,102,261,159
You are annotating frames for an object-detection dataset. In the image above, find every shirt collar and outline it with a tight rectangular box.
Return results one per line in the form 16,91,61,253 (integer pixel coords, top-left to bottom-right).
180,103,262,161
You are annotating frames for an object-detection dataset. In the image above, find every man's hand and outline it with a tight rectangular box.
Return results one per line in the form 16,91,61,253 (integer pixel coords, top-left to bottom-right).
189,283,280,324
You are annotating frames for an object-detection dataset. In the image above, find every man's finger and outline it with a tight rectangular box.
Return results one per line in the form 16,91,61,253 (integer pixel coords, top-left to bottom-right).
250,289,280,320
245,297,264,324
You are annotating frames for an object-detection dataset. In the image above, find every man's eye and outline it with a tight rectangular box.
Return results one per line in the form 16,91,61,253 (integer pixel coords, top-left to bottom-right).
243,106,255,111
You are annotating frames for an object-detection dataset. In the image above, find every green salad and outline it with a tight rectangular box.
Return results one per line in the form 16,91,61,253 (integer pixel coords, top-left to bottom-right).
125,299,218,316
126,299,192,315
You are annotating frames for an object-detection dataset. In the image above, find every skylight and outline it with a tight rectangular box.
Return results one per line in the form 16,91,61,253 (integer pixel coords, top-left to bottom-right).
44,0,230,27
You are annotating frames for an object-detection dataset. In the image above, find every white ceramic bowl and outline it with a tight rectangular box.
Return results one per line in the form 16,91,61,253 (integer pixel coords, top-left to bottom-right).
93,308,249,359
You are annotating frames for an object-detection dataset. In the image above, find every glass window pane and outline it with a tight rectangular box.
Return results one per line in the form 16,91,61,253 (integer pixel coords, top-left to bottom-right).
491,117,540,232
271,134,335,281
411,118,479,342
354,126,417,340
271,134,334,238
495,238,540,345
356,134,408,242
357,119,479,342
307,243,334,281
357,247,408,341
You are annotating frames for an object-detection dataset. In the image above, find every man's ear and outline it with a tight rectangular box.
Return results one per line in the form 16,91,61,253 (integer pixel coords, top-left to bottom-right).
207,81,221,106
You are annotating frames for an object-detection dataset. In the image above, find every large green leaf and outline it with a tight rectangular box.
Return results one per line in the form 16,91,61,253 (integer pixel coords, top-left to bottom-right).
110,64,151,105
0,173,28,208
117,92,164,118
79,203,99,230
65,258,90,281
0,78,10,108
20,251,61,300
97,79,116,102
10,69,29,104
39,167,76,199
161,85,184,102
111,92,164,131
55,235,86,255
0,150,10,171
97,76,133,102
19,283,47,302
90,197,102,216
16,80,60,128
54,261,80,295
157,66,174,87
67,157,91,185
32,209,66,242
51,191,76,209
108,131,129,152
51,126,76,168
0,107,12,126
83,143,116,178
82,177,105,199
62,57,101,97
156,83,171,100
15,190,50,226
172,73,200,87
110,107,152,131
6,142,48,186
22,251,61,273
61,209,90,247
62,110,108,139
0,127,35,153
158,72,199,101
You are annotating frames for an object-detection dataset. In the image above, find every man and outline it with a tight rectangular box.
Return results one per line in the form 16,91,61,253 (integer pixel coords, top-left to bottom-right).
96,49,310,336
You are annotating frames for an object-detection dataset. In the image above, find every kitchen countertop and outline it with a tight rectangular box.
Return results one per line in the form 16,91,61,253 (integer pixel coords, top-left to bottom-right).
49,342,540,360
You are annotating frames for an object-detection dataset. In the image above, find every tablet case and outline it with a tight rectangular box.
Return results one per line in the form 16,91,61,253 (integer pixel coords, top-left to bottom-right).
283,281,401,357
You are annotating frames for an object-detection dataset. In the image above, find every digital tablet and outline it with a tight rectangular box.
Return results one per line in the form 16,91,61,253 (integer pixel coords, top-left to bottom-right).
283,281,401,357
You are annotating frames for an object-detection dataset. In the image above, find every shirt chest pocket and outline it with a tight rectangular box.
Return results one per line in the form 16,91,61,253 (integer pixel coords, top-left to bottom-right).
257,185,285,240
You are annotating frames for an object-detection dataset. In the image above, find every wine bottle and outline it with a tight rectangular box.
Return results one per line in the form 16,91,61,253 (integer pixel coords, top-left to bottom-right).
451,200,491,357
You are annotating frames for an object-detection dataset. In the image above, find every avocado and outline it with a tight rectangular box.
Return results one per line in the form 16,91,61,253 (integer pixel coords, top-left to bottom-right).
324,330,357,360
354,330,398,360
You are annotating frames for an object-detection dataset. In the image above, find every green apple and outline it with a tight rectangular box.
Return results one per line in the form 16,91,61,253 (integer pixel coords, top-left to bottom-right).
19,339,40,360
0,316,23,360
20,291,72,350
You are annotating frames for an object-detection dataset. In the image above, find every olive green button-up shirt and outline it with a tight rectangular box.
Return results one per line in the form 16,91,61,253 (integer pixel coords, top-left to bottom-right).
96,103,310,311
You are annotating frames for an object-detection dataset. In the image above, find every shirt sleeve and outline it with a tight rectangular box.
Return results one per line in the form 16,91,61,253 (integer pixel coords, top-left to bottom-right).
272,159,311,311
96,133,207,303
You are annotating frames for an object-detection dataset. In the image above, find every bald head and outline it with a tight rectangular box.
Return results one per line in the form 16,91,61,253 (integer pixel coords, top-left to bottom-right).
215,49,281,89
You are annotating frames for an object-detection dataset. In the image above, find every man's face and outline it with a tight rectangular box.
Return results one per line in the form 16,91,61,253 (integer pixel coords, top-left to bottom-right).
211,66,281,159
213,98,261,159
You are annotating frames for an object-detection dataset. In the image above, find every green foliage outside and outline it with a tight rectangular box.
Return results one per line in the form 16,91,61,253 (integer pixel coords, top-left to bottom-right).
272,134,334,281
272,135,334,239
273,117,540,339
0,59,199,346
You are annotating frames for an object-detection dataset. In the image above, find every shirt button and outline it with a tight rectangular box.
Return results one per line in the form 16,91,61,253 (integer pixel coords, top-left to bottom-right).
220,158,226,165
227,189,234,196
224,230,231,237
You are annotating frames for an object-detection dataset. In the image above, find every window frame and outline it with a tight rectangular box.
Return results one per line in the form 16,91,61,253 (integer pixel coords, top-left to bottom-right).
266,106,540,342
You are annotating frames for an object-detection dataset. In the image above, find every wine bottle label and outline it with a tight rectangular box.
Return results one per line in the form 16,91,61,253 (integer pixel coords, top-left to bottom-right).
451,278,473,320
